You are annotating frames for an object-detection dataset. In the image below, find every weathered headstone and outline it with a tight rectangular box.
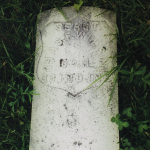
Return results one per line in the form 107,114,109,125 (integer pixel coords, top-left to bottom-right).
30,6,119,150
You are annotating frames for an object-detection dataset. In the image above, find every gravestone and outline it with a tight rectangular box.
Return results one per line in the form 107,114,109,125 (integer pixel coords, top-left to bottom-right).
29,6,119,150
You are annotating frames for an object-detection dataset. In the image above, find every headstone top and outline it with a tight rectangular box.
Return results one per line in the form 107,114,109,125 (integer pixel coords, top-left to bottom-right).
37,7,116,32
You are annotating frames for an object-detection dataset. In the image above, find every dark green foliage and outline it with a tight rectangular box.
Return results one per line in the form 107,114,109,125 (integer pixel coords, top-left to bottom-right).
0,0,150,149
111,106,150,150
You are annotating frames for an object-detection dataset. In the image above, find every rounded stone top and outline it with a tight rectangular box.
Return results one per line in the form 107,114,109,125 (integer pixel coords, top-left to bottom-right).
37,6,116,32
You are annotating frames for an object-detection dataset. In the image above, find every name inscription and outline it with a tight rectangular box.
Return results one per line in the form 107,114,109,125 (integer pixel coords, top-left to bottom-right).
37,19,112,93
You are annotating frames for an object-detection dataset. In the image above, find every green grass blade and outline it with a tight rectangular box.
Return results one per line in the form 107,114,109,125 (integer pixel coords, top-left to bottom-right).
1,40,14,66
55,6,70,22
95,67,117,91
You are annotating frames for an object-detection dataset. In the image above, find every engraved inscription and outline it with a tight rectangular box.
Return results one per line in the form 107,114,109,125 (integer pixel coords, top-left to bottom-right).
58,73,83,83
59,58,95,68
56,23,62,31
55,39,63,46
44,57,55,64
48,47,58,55
91,22,99,31
37,20,113,94
64,23,71,31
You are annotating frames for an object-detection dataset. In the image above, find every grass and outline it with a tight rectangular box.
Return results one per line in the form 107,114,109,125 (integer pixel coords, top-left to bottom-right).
0,0,150,150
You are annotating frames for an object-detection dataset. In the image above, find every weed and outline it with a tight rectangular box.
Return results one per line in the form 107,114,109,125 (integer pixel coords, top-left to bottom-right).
74,0,84,10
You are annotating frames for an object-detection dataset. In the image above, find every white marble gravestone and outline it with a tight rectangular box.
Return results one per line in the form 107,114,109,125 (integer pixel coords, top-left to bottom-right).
29,6,119,150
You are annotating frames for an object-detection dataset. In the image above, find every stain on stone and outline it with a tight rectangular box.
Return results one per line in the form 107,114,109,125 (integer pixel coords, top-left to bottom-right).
88,100,91,105
73,141,77,145
51,144,54,147
103,46,106,51
67,74,71,79
78,142,82,146
74,119,77,124
60,59,63,67
63,104,67,110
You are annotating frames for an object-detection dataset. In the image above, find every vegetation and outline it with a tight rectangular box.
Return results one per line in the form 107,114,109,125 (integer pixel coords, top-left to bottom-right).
0,0,150,150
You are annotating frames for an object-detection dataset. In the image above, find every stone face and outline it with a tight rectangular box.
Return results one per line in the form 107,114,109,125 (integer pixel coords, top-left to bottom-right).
29,7,119,150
